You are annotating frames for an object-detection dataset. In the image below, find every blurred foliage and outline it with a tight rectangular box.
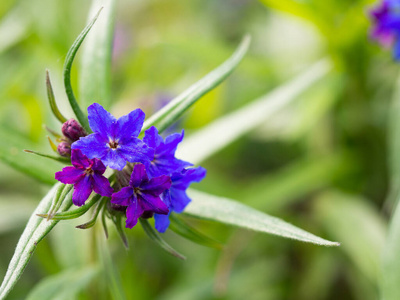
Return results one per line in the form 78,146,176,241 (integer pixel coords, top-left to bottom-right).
0,0,397,299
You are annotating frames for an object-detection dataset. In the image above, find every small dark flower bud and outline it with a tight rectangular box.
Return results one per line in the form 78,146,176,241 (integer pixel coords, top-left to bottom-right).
141,211,154,219
62,119,86,141
57,142,71,157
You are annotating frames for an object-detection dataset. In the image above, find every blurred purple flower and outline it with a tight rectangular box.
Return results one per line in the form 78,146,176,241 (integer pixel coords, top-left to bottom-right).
55,149,113,206
154,166,207,233
111,163,171,228
370,0,400,59
143,126,192,177
72,103,153,171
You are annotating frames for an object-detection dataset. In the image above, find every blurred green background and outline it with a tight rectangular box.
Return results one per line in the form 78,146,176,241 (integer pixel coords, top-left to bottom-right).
0,0,395,299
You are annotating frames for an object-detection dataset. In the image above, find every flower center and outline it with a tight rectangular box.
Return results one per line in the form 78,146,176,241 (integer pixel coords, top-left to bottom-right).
108,140,119,149
85,167,94,175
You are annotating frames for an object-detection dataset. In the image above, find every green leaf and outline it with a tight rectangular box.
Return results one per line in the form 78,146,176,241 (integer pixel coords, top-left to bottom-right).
169,214,223,249
381,201,400,299
142,35,251,134
0,127,60,185
26,266,99,300
176,59,331,164
63,8,103,133
79,0,116,111
23,149,70,164
0,183,73,299
139,219,186,260
184,189,340,247
314,192,386,284
46,70,67,123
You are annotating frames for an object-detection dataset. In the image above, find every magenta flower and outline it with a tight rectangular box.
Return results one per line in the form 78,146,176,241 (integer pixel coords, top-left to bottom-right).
143,126,192,177
72,103,153,171
55,149,113,206
154,166,206,233
111,164,171,228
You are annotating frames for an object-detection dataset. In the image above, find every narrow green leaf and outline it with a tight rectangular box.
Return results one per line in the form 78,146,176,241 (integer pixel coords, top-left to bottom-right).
0,127,59,185
0,183,73,299
37,194,100,221
63,8,103,133
176,59,331,164
26,266,99,300
142,35,251,134
139,219,186,260
381,201,400,299
184,189,340,247
79,0,116,110
76,197,106,229
46,70,67,123
23,149,70,164
169,214,223,249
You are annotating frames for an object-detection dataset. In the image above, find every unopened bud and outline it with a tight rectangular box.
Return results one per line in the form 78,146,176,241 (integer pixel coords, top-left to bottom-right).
62,119,86,141
57,142,71,157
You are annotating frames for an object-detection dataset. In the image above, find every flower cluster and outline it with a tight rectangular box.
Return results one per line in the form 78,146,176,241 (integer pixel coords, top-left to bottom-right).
55,103,206,231
370,0,400,59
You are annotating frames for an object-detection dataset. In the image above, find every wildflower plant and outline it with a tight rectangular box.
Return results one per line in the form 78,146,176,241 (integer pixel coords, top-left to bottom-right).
0,4,340,299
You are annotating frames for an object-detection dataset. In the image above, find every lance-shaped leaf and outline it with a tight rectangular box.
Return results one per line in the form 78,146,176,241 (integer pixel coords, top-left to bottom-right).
184,189,340,246
79,0,116,111
0,183,73,299
176,59,331,164
142,35,251,134
63,9,102,132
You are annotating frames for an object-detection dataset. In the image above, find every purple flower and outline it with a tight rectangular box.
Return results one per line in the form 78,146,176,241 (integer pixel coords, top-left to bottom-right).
72,103,153,171
154,166,206,233
55,149,113,206
111,163,171,228
370,0,400,59
143,126,192,177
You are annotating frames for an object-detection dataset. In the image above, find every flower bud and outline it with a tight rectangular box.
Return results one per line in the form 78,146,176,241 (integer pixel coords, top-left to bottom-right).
62,119,86,141
57,142,71,157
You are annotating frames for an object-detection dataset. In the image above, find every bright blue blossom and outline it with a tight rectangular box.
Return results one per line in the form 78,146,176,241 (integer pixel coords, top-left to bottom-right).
370,0,400,59
72,103,153,171
55,149,113,206
143,126,192,177
154,166,207,233
111,163,171,228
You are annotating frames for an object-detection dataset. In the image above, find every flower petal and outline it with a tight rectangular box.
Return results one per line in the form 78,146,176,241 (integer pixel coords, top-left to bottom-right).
119,137,153,166
102,149,128,171
92,173,113,197
72,175,93,206
129,164,148,187
143,126,163,149
87,103,116,138
141,175,171,196
171,167,207,190
163,130,184,155
154,212,171,233
125,199,144,229
116,108,145,142
111,186,133,207
169,189,191,213
139,193,169,215
72,133,109,160
70,149,91,169
55,166,85,184
91,158,107,174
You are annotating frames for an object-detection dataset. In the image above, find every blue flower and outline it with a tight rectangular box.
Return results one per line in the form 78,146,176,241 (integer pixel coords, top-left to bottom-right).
370,0,400,59
72,103,153,171
154,166,206,233
143,126,192,177
111,163,171,228
55,149,113,206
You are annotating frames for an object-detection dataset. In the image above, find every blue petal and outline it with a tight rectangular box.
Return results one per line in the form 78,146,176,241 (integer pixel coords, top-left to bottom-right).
169,188,191,213
393,38,400,60
117,108,145,143
154,212,171,233
72,134,109,160
129,164,148,187
72,175,93,206
125,199,144,229
141,175,171,196
143,126,163,149
162,130,184,155
119,137,153,166
171,167,207,190
111,186,134,207
87,103,116,139
102,149,128,171
139,193,169,214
